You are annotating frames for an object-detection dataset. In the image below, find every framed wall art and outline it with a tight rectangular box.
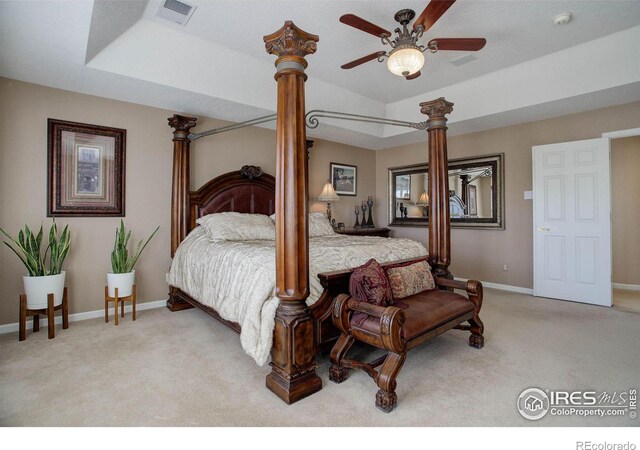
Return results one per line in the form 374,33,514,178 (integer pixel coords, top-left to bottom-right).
47,119,126,217
330,162,357,196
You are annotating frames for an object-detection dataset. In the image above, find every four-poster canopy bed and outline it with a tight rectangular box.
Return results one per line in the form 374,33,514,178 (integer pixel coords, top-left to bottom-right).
166,21,460,404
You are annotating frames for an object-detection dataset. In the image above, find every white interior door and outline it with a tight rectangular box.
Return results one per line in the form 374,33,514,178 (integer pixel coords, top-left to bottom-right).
532,138,612,306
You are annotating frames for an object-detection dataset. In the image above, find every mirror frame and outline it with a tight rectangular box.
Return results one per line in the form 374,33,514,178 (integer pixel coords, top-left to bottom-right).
388,153,505,230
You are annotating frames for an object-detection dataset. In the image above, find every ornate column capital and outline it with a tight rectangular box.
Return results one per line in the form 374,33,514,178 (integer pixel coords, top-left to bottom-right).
264,21,319,69
168,114,197,140
420,97,454,120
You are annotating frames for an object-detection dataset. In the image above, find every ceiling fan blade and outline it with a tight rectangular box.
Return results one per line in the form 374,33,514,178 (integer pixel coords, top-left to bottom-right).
341,51,387,69
405,71,422,80
413,0,456,32
340,14,392,38
428,38,487,51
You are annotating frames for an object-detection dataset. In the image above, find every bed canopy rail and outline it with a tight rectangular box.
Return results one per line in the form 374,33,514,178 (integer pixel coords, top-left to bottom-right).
305,110,427,131
182,109,428,144
188,114,277,141
167,20,455,405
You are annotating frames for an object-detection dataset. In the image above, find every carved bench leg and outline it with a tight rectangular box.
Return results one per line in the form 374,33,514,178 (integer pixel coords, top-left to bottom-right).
468,315,485,349
329,334,354,384
375,351,406,413
467,282,485,349
330,364,349,384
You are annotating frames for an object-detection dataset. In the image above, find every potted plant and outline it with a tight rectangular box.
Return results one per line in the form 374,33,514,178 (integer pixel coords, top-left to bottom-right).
1,220,71,309
108,220,159,298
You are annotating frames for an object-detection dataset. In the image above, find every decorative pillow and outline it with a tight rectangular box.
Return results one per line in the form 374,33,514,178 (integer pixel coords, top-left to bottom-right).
349,258,393,307
385,260,436,300
309,212,335,237
196,212,275,241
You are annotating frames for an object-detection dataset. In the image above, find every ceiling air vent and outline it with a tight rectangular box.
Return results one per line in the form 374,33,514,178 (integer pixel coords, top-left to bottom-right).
449,53,477,67
156,0,196,26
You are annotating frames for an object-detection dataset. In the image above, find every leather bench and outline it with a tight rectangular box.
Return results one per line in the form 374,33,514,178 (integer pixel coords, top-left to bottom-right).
328,258,484,412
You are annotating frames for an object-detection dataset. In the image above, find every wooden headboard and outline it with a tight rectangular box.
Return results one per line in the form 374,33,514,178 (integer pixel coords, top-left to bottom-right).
188,165,275,232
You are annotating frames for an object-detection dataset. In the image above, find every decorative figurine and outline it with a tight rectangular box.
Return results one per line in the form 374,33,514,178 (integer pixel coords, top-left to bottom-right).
366,196,375,227
361,201,367,227
354,205,360,228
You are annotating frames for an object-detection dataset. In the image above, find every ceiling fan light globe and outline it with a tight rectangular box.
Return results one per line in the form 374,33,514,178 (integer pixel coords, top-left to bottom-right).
386,46,425,77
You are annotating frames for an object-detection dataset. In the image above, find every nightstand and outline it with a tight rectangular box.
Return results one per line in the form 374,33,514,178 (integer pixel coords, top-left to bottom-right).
335,227,390,238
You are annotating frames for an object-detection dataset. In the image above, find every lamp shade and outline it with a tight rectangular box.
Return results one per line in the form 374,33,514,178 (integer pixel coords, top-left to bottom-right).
318,181,340,202
416,191,429,205
387,45,425,77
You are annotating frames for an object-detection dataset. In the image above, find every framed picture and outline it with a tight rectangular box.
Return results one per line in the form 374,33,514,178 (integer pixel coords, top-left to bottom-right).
47,119,126,216
467,184,478,216
395,175,411,200
331,162,357,196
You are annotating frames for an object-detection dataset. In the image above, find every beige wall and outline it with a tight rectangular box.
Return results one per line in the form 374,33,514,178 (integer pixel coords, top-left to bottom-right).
308,140,377,227
0,78,375,325
611,136,640,285
191,118,376,226
376,101,640,288
3,76,639,325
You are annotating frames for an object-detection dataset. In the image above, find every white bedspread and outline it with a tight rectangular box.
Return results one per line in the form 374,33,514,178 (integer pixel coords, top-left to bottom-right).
167,227,427,366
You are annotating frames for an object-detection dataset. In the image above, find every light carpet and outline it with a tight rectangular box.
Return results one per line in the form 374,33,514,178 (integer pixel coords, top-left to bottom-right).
1,289,638,427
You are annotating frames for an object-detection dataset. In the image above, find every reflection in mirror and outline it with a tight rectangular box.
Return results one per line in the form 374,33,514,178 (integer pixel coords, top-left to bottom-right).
388,154,504,229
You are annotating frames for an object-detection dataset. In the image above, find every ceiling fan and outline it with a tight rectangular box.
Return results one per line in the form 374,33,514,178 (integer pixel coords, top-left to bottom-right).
339,0,486,80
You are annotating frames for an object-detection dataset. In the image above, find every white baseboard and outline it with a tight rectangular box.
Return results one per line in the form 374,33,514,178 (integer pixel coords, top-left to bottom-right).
454,277,534,295
0,299,167,335
613,283,640,292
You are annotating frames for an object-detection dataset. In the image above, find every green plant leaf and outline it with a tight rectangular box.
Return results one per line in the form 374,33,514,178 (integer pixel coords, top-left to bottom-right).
3,242,33,275
110,222,158,273
1,220,69,277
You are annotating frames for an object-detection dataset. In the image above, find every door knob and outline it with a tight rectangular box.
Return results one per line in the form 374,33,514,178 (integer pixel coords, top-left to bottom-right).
537,226,550,231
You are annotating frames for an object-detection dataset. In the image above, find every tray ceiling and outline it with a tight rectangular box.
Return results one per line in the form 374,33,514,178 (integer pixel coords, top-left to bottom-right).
1,0,640,149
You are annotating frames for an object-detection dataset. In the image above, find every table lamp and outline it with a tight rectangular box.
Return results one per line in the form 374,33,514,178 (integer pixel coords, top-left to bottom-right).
318,180,340,224
416,191,429,217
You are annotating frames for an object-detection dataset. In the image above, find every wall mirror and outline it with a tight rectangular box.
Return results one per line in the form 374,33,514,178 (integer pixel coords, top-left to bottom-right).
388,153,504,229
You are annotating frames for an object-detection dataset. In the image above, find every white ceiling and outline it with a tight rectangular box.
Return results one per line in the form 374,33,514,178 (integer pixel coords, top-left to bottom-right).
1,0,640,149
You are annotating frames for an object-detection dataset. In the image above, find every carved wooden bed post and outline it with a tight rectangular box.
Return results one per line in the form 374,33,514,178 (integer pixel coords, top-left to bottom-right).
168,114,198,258
421,98,454,279
166,114,198,312
263,22,322,403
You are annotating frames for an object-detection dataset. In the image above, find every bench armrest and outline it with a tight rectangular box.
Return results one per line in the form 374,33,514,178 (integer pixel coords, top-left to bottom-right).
332,294,406,353
434,277,483,312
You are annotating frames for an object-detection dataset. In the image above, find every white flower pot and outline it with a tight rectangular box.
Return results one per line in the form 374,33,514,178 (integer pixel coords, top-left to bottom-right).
23,271,65,309
107,270,135,298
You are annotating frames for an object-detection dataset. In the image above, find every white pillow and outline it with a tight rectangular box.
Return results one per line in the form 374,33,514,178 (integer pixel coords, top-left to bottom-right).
269,212,335,237
196,212,275,241
309,212,335,237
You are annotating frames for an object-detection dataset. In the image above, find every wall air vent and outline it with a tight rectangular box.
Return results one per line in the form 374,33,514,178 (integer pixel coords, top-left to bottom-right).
156,0,196,26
